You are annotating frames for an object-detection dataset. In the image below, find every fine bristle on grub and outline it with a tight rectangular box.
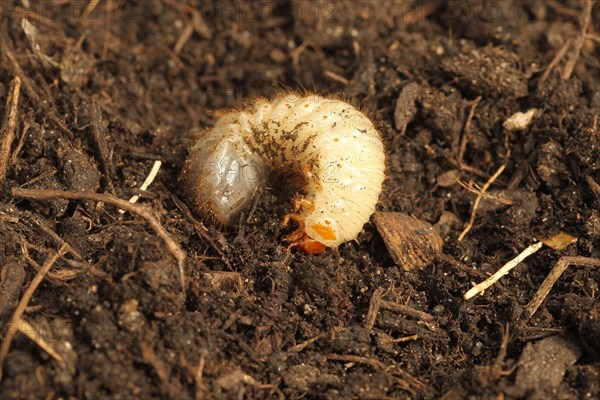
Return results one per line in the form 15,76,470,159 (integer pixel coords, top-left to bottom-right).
374,212,443,271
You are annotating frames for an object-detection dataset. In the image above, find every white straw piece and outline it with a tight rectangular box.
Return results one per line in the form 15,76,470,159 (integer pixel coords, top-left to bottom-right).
119,160,162,214
464,241,544,300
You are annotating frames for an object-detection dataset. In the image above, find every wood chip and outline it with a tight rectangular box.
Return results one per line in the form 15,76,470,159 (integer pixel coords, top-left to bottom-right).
374,212,443,271
394,82,419,134
540,231,577,251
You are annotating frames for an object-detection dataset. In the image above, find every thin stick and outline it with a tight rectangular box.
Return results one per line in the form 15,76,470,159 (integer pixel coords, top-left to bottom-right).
586,175,600,203
458,96,482,165
195,353,206,400
11,188,187,290
11,123,31,164
119,160,162,213
323,70,349,85
82,0,102,20
456,179,513,205
29,215,83,260
174,22,194,54
286,334,324,355
0,76,22,182
464,241,543,300
0,244,68,381
15,319,65,364
562,0,593,80
524,256,600,318
380,300,435,322
392,334,419,343
458,152,510,241
539,38,572,87
326,353,387,370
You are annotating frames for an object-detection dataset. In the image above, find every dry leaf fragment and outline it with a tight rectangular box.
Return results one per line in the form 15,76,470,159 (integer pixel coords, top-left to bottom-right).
540,231,577,251
394,82,419,134
374,212,443,271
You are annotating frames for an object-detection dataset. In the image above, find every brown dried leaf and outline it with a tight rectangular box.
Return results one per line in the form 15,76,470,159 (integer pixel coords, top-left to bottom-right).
394,82,419,134
540,232,577,251
437,169,460,187
374,212,443,271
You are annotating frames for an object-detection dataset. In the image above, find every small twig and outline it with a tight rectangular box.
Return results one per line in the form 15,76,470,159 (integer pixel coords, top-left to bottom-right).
464,241,543,300
492,324,510,373
170,193,231,269
24,253,82,283
392,334,420,343
323,70,349,85
119,160,162,213
10,123,32,165
326,353,387,370
140,342,171,388
539,38,572,87
364,286,434,331
174,22,194,54
456,179,514,205
562,0,593,80
476,324,512,383
458,152,510,242
290,39,321,67
380,300,435,322
11,188,187,290
82,0,102,20
0,76,22,182
0,244,68,381
28,215,83,260
285,332,327,355
524,256,600,318
456,163,491,180
14,319,65,364
586,175,600,203
162,44,185,69
195,353,205,400
458,96,482,165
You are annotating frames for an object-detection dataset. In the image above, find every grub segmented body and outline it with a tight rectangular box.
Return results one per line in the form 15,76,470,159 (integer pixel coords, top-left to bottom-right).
181,93,385,250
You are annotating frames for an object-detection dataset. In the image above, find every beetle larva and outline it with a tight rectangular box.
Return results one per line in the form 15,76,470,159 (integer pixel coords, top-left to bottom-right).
180,92,385,253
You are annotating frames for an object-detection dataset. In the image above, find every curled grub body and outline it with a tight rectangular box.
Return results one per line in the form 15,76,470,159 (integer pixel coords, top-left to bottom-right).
180,93,385,251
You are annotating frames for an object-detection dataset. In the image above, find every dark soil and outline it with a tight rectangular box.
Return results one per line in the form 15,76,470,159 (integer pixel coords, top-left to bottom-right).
1,1,599,399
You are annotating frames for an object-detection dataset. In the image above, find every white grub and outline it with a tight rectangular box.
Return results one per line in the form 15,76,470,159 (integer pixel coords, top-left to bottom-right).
503,108,539,132
180,92,386,251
